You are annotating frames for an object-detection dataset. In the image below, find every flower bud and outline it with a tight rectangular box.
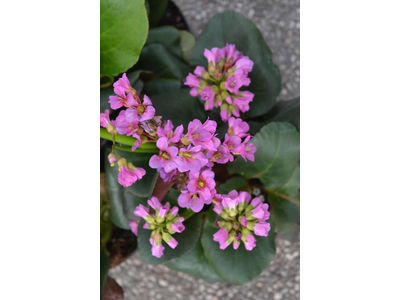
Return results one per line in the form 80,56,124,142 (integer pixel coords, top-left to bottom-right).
220,81,227,91
151,230,162,245
199,80,208,88
246,221,256,231
219,221,233,231
208,64,215,73
221,90,229,101
162,231,172,243
201,71,210,80
108,153,116,166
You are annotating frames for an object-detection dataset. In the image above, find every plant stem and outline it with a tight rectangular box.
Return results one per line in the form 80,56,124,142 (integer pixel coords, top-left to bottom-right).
100,127,157,150
115,144,158,154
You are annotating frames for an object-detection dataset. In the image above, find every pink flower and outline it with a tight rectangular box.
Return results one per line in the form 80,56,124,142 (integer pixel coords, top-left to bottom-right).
113,73,131,94
261,203,270,221
184,73,200,88
166,237,178,249
108,88,136,110
187,169,216,203
204,47,224,64
118,165,145,187
148,196,162,210
238,191,251,204
133,204,149,219
158,206,169,218
224,44,243,68
225,76,243,95
157,120,184,144
115,110,140,138
220,107,230,122
126,95,155,122
171,216,185,233
240,216,248,227
149,137,179,173
227,117,250,138
200,86,215,103
129,220,139,236
194,66,206,77
185,119,215,151
254,222,271,237
159,168,179,182
234,56,254,76
243,234,257,251
213,228,228,248
223,133,243,156
100,109,112,128
170,207,179,217
173,146,208,173
177,190,207,212
150,237,165,258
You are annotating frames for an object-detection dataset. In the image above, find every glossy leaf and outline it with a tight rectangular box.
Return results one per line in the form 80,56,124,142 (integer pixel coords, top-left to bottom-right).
191,11,281,118
146,26,183,59
218,176,247,194
167,238,221,283
105,149,158,229
268,166,300,232
147,0,168,27
180,30,195,63
134,44,190,95
100,0,149,76
150,88,207,129
137,213,202,265
267,97,300,131
248,98,300,135
201,218,276,284
228,122,300,189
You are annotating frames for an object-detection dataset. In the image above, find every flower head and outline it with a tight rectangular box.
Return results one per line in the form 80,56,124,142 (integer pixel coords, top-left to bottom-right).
212,191,271,251
134,197,186,258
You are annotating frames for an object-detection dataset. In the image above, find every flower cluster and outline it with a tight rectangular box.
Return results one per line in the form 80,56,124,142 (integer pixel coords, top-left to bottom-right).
149,117,255,212
213,191,271,251
134,196,185,258
100,73,163,187
184,44,254,121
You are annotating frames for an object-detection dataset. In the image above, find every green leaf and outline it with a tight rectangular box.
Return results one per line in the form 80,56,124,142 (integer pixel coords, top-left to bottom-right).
228,122,300,189
191,11,281,118
268,165,300,232
100,0,149,76
218,176,247,194
134,44,190,95
100,250,110,296
150,88,207,128
146,0,168,27
201,218,276,285
137,214,202,265
146,26,183,59
167,238,221,283
264,97,300,131
105,149,158,229
180,30,196,63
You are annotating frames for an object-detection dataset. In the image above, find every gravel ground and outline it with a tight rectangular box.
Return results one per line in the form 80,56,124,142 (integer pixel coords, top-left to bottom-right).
110,239,300,300
110,1,300,299
174,0,300,101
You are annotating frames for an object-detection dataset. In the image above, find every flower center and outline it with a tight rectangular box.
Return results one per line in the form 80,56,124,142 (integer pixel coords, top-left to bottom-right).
229,80,236,87
197,180,205,188
161,151,170,160
138,104,145,114
183,152,193,159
